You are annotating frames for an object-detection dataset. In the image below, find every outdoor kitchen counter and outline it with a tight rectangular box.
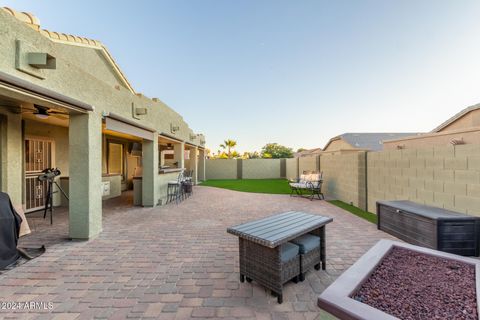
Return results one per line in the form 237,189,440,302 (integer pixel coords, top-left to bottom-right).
158,168,182,174
59,174,122,204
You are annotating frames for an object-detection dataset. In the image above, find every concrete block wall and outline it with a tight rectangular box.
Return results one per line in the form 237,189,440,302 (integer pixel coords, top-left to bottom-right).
206,159,238,179
299,156,320,174
242,159,281,179
286,158,299,181
206,157,318,180
320,152,367,210
205,145,480,217
367,144,480,215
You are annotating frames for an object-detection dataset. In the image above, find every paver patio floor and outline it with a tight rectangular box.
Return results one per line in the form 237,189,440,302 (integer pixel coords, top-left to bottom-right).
1,187,397,319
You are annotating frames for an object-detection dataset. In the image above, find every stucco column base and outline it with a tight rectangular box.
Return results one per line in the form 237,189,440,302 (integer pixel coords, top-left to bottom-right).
68,112,102,239
198,149,206,181
189,147,198,184
142,136,159,207
0,111,23,206
174,142,185,169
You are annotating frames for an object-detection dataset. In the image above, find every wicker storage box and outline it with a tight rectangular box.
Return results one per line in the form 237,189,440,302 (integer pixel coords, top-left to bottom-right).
377,200,480,256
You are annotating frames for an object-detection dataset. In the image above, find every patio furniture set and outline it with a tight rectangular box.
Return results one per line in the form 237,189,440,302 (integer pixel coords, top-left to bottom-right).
289,171,324,200
166,170,194,204
227,211,333,303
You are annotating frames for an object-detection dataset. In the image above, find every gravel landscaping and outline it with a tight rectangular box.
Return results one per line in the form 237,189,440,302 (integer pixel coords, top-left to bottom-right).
354,246,477,320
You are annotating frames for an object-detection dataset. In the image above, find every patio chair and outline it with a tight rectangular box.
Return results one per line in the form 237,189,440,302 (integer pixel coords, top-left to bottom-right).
167,170,184,204
240,240,301,304
289,172,324,200
182,170,193,198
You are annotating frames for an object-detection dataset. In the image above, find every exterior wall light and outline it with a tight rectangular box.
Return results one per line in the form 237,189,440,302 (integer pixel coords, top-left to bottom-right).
34,113,49,119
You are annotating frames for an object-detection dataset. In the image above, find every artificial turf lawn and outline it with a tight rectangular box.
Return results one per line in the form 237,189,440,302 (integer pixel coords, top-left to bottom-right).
199,179,293,194
327,200,378,224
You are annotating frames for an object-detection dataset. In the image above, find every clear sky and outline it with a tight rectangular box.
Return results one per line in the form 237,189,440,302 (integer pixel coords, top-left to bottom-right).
5,0,480,153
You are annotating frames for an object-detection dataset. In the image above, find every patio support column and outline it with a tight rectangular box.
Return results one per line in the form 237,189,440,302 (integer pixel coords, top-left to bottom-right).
174,142,185,169
198,149,206,181
189,146,198,184
69,112,102,239
142,135,158,207
0,111,23,206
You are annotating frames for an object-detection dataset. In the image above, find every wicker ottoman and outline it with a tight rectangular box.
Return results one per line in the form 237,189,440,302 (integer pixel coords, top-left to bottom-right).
292,233,321,281
239,239,300,303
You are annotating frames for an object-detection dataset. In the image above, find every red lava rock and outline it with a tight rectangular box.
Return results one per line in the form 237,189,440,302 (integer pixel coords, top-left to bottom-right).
353,247,478,320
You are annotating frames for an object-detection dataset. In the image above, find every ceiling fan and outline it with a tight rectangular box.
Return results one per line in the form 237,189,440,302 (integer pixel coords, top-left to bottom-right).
22,104,69,120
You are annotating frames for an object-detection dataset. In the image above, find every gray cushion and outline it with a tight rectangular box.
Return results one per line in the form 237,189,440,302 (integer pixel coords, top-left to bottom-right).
280,242,299,262
292,234,320,254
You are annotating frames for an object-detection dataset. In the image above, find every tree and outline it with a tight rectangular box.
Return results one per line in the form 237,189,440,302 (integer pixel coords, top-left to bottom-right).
249,151,261,159
218,152,229,159
261,143,294,159
297,148,307,153
242,151,260,159
220,139,237,158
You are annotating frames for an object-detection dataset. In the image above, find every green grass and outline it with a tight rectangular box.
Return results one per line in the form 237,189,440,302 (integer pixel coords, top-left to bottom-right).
328,200,378,224
199,179,293,194
199,179,376,224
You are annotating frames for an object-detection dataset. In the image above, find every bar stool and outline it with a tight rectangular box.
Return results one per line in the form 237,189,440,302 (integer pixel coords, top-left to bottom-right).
167,171,184,204
182,170,193,199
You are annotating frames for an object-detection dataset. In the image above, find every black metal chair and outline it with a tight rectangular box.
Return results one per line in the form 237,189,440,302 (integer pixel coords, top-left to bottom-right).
167,170,184,204
182,170,194,199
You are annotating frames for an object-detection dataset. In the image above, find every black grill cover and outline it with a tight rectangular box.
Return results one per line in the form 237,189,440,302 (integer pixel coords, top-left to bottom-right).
0,192,22,269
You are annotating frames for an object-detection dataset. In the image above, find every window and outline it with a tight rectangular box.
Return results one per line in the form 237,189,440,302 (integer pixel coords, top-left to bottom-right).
107,142,124,175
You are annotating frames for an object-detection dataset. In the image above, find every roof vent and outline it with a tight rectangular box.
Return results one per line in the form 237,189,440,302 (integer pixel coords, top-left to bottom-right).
450,138,465,145
170,123,180,133
28,52,56,69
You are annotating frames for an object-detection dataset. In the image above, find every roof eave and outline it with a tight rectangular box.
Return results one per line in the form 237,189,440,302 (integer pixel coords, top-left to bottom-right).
431,103,480,133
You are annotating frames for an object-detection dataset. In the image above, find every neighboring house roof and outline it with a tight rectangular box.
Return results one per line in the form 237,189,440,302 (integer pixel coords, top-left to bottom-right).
324,133,421,152
2,7,136,95
294,148,323,157
431,103,480,133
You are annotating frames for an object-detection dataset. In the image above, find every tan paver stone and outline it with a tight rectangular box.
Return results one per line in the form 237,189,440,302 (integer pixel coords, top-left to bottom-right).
0,187,396,319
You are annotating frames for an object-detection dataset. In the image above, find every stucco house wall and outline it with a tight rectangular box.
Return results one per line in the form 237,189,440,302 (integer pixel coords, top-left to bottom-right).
322,139,353,152
0,8,205,239
384,106,480,150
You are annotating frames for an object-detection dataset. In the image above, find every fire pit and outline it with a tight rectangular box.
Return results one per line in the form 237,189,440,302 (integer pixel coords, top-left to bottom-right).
318,240,480,320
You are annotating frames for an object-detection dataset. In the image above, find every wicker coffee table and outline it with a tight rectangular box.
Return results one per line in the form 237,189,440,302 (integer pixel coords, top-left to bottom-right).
227,211,333,303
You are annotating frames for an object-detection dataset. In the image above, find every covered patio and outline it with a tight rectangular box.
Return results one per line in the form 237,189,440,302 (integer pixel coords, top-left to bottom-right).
1,187,396,319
